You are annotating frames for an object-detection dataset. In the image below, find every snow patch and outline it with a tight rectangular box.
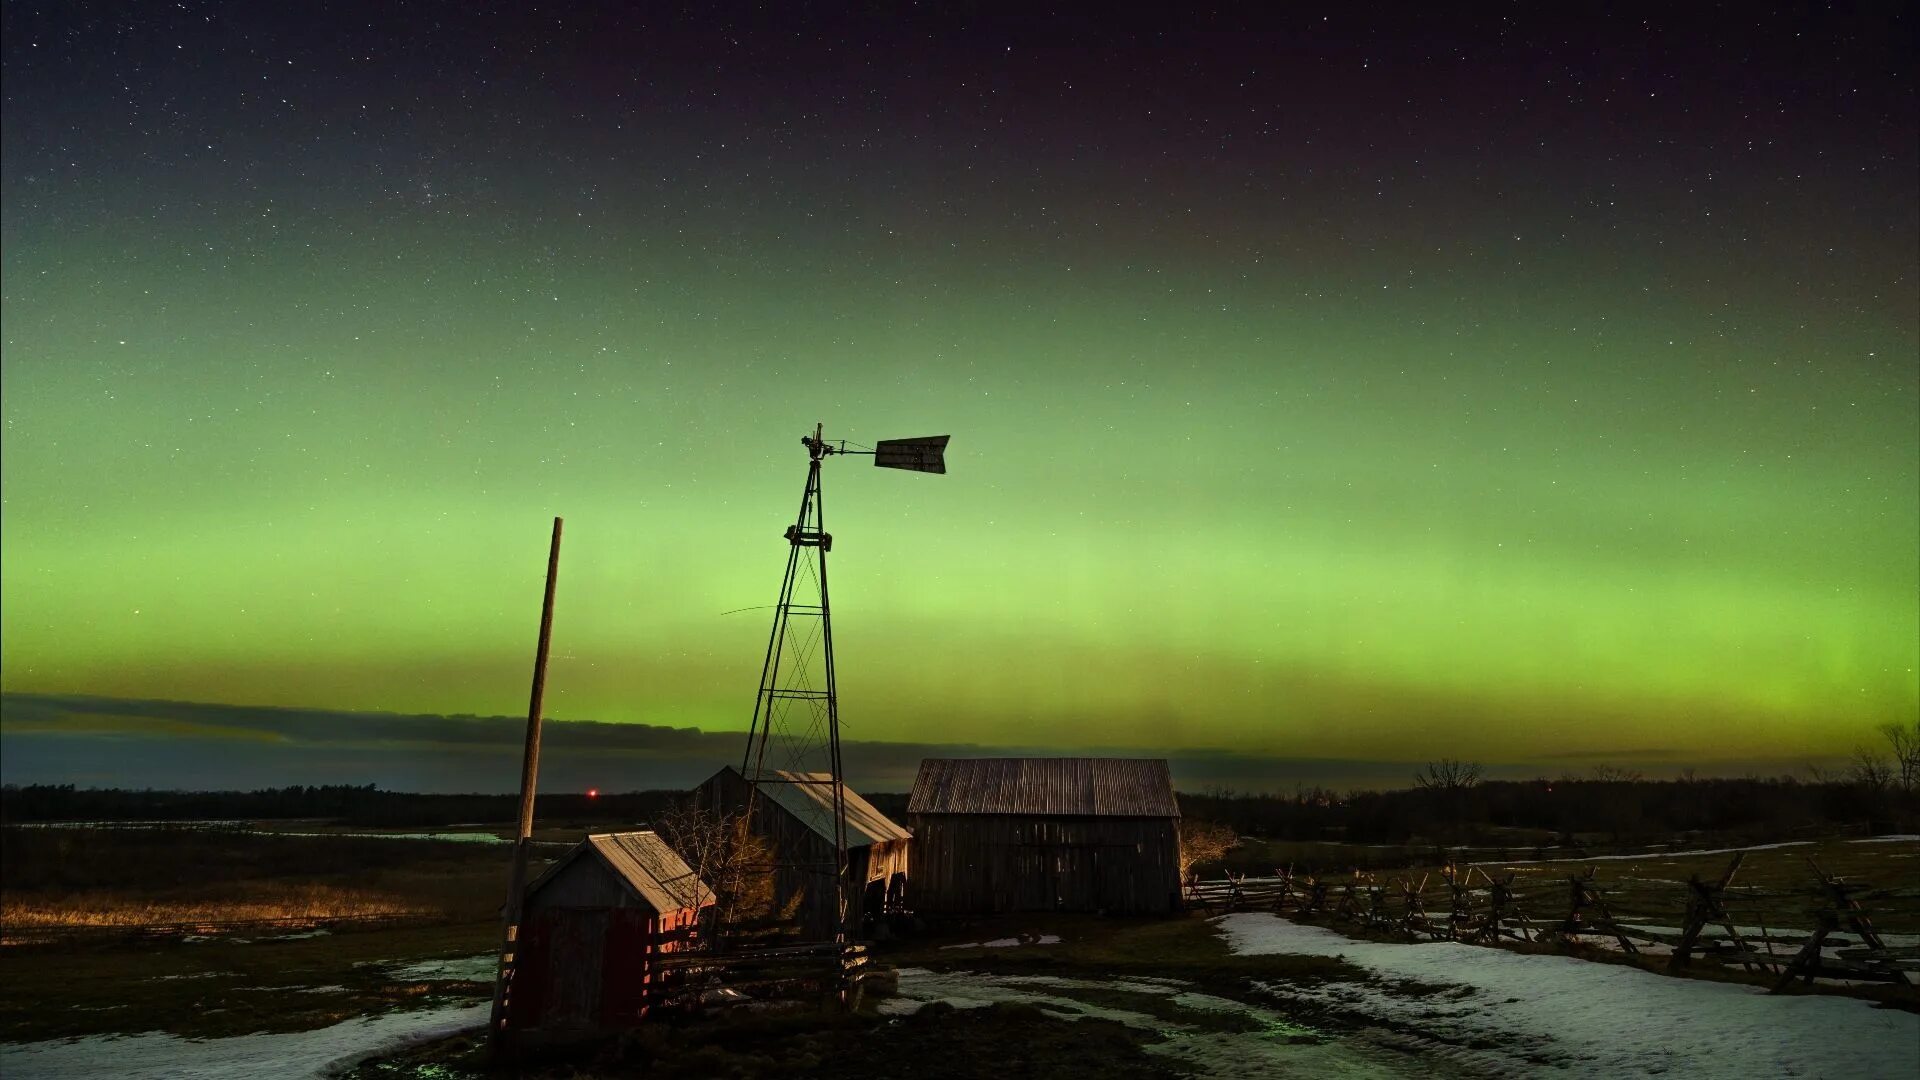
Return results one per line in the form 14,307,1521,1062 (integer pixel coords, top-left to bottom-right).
0,1002,486,1079
1502,840,1814,865
939,934,1063,950
1216,913,1918,1078
381,954,495,982
883,968,1419,1078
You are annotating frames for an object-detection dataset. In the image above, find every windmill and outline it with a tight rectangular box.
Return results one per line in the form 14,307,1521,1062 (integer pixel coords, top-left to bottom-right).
737,423,947,947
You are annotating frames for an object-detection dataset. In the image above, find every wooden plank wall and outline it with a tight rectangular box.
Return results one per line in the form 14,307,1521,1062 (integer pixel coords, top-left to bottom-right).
698,770,906,938
512,857,711,1033
908,814,1181,915
526,856,648,910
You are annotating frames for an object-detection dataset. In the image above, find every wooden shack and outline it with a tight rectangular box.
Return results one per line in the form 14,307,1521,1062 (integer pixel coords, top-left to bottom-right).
907,757,1182,915
695,766,910,939
506,830,714,1033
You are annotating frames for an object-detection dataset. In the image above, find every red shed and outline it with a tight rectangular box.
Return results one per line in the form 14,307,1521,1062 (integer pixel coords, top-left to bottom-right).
507,830,714,1033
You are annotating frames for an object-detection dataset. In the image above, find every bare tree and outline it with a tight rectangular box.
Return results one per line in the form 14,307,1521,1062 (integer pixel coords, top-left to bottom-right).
1850,748,1894,793
1588,764,1644,783
1413,758,1483,791
1879,720,1919,791
652,804,775,931
1178,819,1240,879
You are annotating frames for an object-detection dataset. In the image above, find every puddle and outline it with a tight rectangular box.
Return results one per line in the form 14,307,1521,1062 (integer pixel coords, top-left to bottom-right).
883,968,1432,1078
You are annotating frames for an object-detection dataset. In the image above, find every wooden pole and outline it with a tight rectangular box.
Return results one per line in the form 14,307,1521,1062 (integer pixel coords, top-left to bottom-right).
489,516,563,1053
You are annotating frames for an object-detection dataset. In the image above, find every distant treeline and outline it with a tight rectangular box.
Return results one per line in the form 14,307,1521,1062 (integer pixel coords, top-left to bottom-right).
5,771,1915,842
1180,774,1918,845
0,783,682,827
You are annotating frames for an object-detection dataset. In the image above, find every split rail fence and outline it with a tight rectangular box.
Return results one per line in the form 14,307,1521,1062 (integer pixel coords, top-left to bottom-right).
1186,852,1918,992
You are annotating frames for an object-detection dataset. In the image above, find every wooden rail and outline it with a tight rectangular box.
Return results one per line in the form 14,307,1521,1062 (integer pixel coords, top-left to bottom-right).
1186,854,1918,991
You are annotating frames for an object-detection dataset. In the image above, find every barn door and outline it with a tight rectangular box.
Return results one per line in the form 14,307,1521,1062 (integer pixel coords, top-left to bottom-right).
542,909,609,1029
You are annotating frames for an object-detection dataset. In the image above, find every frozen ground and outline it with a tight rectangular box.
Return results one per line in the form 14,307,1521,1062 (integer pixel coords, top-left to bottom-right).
0,1002,486,1080
1217,913,1919,1077
884,967,1440,1078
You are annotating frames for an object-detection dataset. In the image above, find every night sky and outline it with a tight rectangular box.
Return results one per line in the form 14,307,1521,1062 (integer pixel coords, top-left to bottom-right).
2,4,1915,789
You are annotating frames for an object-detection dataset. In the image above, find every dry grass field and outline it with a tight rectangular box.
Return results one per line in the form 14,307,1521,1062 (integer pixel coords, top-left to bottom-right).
0,825,524,937
0,824,552,1043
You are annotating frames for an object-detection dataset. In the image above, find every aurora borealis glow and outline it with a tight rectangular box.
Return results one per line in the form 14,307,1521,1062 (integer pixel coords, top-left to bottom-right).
2,5,1915,787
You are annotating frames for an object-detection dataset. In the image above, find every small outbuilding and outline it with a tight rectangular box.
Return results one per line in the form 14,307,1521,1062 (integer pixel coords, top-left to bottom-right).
695,766,911,940
907,757,1182,915
507,830,714,1033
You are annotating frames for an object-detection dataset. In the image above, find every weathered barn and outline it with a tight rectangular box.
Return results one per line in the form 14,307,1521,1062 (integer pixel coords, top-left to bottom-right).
695,766,910,939
907,757,1182,915
507,830,714,1033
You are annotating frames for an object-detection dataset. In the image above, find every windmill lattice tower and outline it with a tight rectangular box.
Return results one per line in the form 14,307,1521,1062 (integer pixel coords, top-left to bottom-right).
736,423,946,946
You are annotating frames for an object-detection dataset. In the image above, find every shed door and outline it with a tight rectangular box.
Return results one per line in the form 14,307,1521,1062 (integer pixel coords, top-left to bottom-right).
540,909,609,1029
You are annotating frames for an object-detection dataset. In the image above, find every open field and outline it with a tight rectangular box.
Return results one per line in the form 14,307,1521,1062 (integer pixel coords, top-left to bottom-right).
0,825,533,939
4,826,1915,1077
0,920,498,1045
0,824,546,1045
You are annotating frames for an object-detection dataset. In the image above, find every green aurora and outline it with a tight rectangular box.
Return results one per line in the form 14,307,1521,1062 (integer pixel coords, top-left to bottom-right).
1,7,1914,778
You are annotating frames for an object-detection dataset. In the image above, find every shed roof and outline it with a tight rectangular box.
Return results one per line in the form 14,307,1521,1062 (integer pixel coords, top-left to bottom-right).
525,830,715,913
750,769,912,848
908,758,1180,818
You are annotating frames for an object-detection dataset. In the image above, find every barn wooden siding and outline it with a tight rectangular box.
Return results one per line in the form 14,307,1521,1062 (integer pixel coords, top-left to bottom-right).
509,831,711,1034
695,766,910,940
907,758,1182,915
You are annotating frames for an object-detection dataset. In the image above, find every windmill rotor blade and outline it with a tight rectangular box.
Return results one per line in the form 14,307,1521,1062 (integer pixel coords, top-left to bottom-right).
872,435,948,474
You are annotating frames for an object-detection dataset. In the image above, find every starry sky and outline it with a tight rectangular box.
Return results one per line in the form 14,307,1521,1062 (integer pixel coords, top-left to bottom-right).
2,4,1915,790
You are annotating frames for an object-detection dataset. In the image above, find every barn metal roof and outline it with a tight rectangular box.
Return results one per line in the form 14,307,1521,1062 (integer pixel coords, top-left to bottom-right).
525,830,714,913
755,770,912,848
907,758,1180,818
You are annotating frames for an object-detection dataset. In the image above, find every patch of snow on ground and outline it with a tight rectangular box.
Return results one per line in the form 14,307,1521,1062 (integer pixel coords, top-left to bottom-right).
1216,913,1918,1078
1502,840,1814,865
274,830,512,845
1849,834,1920,844
938,934,1063,949
0,1002,486,1080
382,954,495,982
